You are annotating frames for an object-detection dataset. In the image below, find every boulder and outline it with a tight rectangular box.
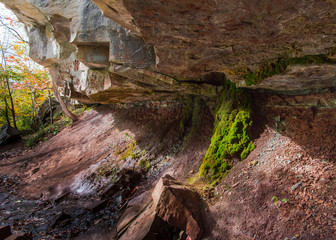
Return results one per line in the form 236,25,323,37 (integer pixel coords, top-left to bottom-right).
117,175,206,240
4,232,32,240
152,175,205,240
0,125,21,146
117,192,153,236
49,212,72,229
0,225,12,239
31,98,62,131
119,203,177,240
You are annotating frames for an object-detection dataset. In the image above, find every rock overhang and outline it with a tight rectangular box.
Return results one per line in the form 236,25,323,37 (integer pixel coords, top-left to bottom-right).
2,0,336,104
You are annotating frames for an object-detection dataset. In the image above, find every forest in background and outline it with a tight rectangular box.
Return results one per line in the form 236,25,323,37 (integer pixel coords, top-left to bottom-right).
0,5,51,131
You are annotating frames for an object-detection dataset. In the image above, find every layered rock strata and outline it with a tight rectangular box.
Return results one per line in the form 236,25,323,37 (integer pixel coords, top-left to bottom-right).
2,0,336,103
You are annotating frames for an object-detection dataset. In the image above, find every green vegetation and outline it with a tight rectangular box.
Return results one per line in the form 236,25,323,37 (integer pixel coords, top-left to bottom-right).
272,196,289,205
24,123,62,148
72,104,96,115
95,162,119,179
139,159,151,172
115,133,150,171
0,17,52,130
236,55,336,86
116,133,137,161
200,81,255,182
23,105,92,148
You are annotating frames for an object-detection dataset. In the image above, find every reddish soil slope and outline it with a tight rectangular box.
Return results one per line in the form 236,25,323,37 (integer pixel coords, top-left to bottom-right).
0,96,335,240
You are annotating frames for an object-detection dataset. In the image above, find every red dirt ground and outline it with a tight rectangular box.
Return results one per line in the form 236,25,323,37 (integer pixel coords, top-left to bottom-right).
0,95,335,240
207,127,335,240
0,102,185,199
203,94,336,240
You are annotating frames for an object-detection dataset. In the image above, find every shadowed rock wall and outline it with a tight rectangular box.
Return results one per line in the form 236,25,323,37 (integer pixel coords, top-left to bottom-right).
2,0,336,103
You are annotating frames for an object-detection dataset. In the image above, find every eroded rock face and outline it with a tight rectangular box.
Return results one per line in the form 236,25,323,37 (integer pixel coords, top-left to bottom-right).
117,175,206,240
1,0,222,104
2,0,336,103
94,0,336,87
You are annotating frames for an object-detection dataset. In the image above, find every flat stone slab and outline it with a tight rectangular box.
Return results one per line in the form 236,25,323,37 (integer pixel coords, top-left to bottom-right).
0,225,12,239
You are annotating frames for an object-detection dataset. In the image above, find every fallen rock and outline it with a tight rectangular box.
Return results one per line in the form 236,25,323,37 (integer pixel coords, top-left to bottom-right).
86,199,109,213
117,175,205,240
0,225,12,239
152,175,205,240
119,203,177,240
0,125,20,146
5,232,32,240
117,192,152,236
50,212,71,228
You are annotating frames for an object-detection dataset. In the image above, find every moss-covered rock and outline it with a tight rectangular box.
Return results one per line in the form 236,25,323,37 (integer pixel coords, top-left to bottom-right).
200,81,255,182
237,55,336,86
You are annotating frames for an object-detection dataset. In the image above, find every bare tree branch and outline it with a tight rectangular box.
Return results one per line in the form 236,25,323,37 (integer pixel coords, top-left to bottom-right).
0,19,28,43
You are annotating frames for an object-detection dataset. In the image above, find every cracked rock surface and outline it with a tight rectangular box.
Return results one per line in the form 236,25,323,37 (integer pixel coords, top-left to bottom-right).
3,0,336,103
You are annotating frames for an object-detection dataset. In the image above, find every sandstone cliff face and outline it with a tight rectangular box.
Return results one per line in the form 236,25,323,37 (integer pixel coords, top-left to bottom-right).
2,0,336,103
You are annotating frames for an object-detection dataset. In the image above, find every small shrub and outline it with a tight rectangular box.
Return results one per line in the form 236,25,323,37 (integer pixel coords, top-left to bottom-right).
64,117,72,126
24,136,36,148
24,127,47,148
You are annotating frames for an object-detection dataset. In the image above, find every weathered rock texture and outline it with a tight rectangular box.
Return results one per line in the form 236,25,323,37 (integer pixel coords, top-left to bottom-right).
152,175,204,240
31,98,62,131
2,0,336,103
117,175,206,240
0,125,21,146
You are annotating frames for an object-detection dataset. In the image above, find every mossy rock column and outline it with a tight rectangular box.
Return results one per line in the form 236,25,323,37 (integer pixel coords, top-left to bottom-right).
200,82,255,182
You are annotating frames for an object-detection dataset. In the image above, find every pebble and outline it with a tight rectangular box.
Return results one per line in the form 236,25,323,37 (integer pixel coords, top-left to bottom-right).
291,182,302,191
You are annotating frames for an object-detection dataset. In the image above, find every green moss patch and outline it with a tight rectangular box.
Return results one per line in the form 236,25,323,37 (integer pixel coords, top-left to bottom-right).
139,159,151,172
200,81,255,182
236,55,336,86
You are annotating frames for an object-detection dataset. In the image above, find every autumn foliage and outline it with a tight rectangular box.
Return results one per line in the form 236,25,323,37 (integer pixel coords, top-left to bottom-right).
0,16,51,130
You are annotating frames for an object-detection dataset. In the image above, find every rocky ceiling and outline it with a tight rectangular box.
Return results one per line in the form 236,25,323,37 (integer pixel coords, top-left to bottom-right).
2,0,336,103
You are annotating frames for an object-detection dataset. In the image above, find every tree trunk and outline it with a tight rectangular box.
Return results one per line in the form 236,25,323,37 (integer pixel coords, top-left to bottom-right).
3,97,11,127
1,41,16,128
5,76,17,129
48,90,53,124
52,81,78,122
49,65,78,122
29,85,37,118
1,78,11,127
